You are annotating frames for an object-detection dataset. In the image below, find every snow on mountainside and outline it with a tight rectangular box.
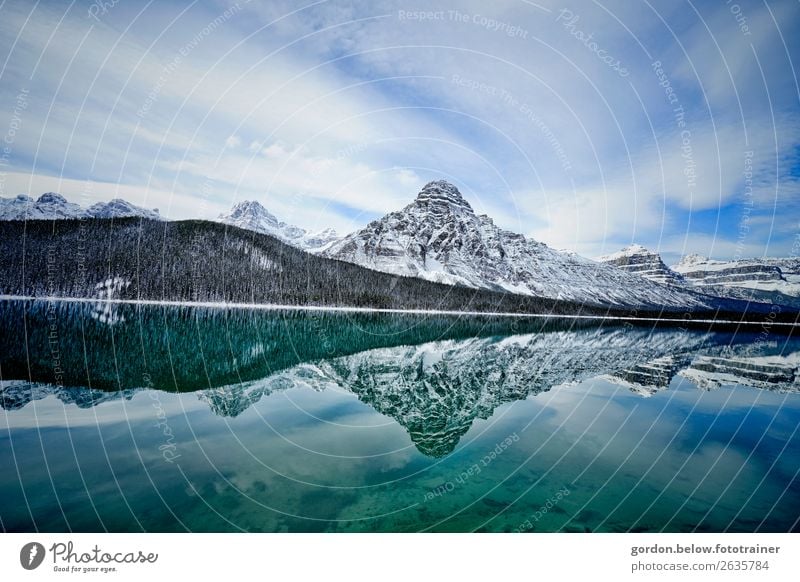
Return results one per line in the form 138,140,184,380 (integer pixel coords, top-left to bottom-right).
0,192,162,220
323,180,714,309
0,193,83,219
673,254,800,299
86,198,161,220
597,244,685,286
597,245,800,307
217,200,340,251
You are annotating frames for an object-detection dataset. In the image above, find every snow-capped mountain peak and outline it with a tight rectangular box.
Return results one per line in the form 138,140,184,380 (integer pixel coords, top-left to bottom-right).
415,179,473,210
219,200,304,239
217,199,340,251
302,227,340,251
28,192,84,218
598,243,651,260
323,180,713,309
675,253,714,268
86,198,161,220
597,244,685,286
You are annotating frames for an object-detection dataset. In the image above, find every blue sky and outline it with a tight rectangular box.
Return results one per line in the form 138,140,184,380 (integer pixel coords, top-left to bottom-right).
0,0,798,262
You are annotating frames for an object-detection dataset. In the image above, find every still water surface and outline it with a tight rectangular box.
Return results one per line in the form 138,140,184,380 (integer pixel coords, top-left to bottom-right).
1,300,798,532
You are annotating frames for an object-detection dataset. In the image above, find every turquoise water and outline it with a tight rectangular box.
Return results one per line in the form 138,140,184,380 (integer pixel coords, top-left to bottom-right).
1,300,799,532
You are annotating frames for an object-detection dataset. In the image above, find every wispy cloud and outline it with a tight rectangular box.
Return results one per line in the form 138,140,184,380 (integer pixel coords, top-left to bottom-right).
1,0,797,259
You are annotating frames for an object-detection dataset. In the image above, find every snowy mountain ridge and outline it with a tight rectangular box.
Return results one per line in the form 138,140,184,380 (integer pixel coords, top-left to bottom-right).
217,199,340,251
598,245,800,307
0,192,162,220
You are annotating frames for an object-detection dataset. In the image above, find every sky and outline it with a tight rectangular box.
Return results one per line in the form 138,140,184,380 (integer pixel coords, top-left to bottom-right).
0,0,798,263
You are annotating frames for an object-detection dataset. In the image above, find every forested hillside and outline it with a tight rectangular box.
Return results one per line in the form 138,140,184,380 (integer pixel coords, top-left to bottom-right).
0,218,793,321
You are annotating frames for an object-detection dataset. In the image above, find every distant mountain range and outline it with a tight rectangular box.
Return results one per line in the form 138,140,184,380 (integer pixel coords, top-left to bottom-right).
1,182,798,315
598,244,800,308
0,192,162,220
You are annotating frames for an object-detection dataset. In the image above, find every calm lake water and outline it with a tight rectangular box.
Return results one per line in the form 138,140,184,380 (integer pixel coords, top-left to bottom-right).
1,299,799,532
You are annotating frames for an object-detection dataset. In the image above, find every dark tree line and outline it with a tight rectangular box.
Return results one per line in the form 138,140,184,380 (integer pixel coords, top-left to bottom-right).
0,299,608,392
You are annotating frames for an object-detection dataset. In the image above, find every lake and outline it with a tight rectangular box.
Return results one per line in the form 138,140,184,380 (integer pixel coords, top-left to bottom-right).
1,299,799,532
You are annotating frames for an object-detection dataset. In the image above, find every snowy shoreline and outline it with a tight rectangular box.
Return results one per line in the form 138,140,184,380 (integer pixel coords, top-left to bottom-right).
2,295,798,328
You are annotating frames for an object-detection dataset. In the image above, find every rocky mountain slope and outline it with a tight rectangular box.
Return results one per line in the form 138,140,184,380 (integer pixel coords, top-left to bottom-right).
597,245,800,308
217,200,339,251
674,254,800,291
597,244,685,285
0,192,162,220
323,181,714,310
672,254,800,307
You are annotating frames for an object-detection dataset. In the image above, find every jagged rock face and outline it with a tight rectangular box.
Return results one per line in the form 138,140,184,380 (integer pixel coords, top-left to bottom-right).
597,247,800,307
672,254,800,305
0,192,162,220
323,181,712,309
598,244,685,286
217,200,339,251
674,255,785,285
762,257,800,276
302,227,340,251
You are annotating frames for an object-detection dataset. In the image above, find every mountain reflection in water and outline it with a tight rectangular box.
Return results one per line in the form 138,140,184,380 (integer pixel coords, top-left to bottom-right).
2,300,798,458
